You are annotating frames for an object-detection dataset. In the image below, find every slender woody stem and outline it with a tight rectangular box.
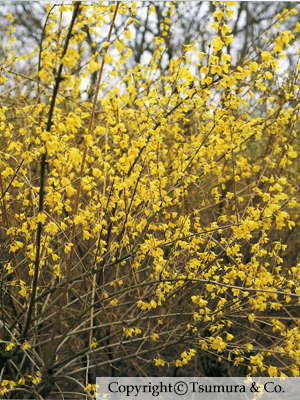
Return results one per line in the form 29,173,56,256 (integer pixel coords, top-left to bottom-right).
21,1,82,343
47,1,121,366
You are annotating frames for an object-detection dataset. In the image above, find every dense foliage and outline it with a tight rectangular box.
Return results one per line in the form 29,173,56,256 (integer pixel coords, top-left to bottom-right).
1,1,300,398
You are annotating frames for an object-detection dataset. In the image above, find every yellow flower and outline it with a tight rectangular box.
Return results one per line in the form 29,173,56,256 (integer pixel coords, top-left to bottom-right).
223,34,234,46
211,22,219,32
151,333,159,341
5,342,15,351
226,333,234,341
90,338,98,349
154,358,165,366
64,243,74,254
115,40,123,52
7,13,14,22
268,366,278,377
123,328,134,337
212,36,224,52
104,54,114,64
102,41,110,49
211,65,222,75
213,10,224,21
261,51,272,63
221,23,232,36
124,29,132,40
82,230,91,240
19,287,27,297
291,365,299,377
89,60,99,73
40,131,52,141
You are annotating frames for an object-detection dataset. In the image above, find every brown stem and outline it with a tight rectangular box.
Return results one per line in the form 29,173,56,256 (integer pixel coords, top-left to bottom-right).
47,1,121,367
20,1,82,343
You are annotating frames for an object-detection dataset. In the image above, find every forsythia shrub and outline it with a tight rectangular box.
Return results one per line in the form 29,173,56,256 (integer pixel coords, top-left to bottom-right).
1,0,300,398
